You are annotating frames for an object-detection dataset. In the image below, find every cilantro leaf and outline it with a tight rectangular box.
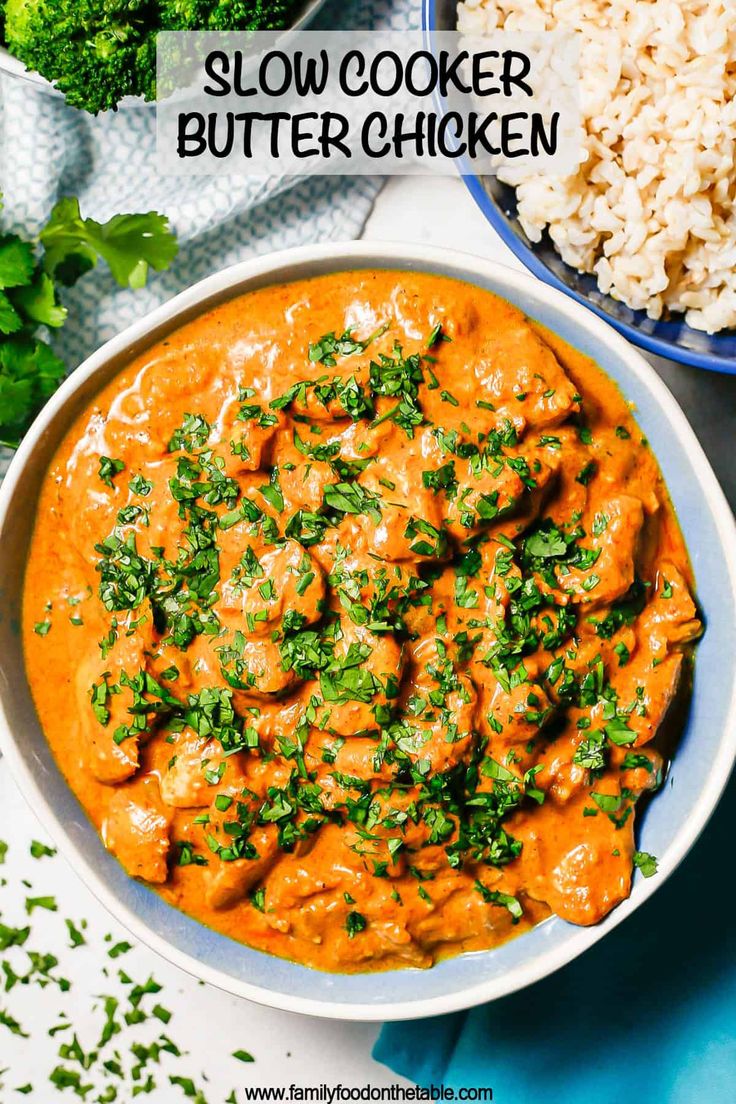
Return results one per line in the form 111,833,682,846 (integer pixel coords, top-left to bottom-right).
525,529,568,559
475,880,523,923
12,272,68,328
0,337,66,448
0,235,35,289
633,850,658,878
99,455,125,488
40,197,179,289
0,289,23,334
345,911,367,938
0,192,178,448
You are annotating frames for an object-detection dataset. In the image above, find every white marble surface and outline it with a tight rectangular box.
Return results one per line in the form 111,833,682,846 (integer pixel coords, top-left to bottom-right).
1,174,733,1102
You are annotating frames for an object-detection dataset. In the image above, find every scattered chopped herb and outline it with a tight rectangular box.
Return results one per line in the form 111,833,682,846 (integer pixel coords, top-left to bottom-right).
576,460,597,486
633,851,658,878
64,919,86,948
474,881,523,923
107,942,132,959
98,456,125,488
345,911,367,938
30,840,56,860
25,896,58,914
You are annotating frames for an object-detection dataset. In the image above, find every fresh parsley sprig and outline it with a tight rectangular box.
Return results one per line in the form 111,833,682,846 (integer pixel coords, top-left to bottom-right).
0,195,178,449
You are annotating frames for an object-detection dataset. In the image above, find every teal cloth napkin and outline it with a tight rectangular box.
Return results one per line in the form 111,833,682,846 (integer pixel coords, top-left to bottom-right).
374,774,736,1103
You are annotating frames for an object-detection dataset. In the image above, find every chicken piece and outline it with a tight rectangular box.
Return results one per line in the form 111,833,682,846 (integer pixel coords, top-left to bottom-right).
613,745,664,797
156,728,234,809
117,456,187,564
327,548,419,633
478,666,555,751
65,449,181,576
107,350,219,461
613,652,684,748
406,877,504,951
442,456,525,541
280,460,334,515
514,792,633,925
247,699,308,755
600,566,700,748
547,831,632,926
145,642,195,705
535,729,589,805
470,542,523,625
212,392,282,476
487,450,560,544
473,307,581,429
217,534,326,637
320,619,406,736
390,284,478,343
289,378,364,423
205,827,281,910
637,564,701,658
391,639,478,772
357,429,447,563
192,629,297,703
76,615,156,785
102,784,171,884
565,495,645,607
308,733,394,792
337,418,395,461
261,824,348,919
370,503,448,564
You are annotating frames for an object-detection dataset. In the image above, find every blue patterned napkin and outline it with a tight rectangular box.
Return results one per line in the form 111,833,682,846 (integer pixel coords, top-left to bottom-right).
0,0,417,376
374,771,736,1102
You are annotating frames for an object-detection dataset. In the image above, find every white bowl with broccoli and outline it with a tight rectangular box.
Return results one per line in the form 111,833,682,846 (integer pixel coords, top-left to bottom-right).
0,0,328,112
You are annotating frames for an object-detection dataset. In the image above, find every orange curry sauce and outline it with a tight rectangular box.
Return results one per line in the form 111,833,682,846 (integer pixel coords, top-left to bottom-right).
23,271,701,972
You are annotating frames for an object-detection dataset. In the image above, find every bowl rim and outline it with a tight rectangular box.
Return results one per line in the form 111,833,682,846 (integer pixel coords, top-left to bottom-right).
421,0,736,375
1,240,736,1022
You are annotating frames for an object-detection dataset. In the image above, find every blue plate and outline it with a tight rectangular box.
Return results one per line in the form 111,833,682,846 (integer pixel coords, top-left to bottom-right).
424,0,736,374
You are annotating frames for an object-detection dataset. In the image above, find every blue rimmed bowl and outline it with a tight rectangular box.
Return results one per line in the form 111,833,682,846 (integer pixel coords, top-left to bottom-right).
425,0,736,374
1,241,735,1021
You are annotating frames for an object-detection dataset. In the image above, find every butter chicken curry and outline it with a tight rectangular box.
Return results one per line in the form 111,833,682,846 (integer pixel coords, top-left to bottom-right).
23,271,702,972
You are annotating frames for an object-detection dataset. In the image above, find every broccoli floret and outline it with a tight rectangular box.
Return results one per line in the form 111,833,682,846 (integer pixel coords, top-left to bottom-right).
160,0,304,31
4,0,35,45
3,0,304,114
5,0,157,112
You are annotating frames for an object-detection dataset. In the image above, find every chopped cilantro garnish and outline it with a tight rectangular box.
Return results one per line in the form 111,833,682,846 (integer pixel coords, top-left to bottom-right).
345,911,367,938
633,851,658,878
474,881,523,923
98,456,125,488
29,840,56,859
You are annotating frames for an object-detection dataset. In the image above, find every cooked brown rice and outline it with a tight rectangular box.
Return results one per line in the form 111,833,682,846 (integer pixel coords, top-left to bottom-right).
458,0,736,334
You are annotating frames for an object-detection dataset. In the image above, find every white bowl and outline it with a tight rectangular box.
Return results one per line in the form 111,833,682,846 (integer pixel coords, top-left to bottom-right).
0,43,52,89
1,241,735,1022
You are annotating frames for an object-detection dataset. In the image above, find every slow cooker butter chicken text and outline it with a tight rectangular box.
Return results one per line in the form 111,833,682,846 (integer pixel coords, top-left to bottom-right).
23,272,702,972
